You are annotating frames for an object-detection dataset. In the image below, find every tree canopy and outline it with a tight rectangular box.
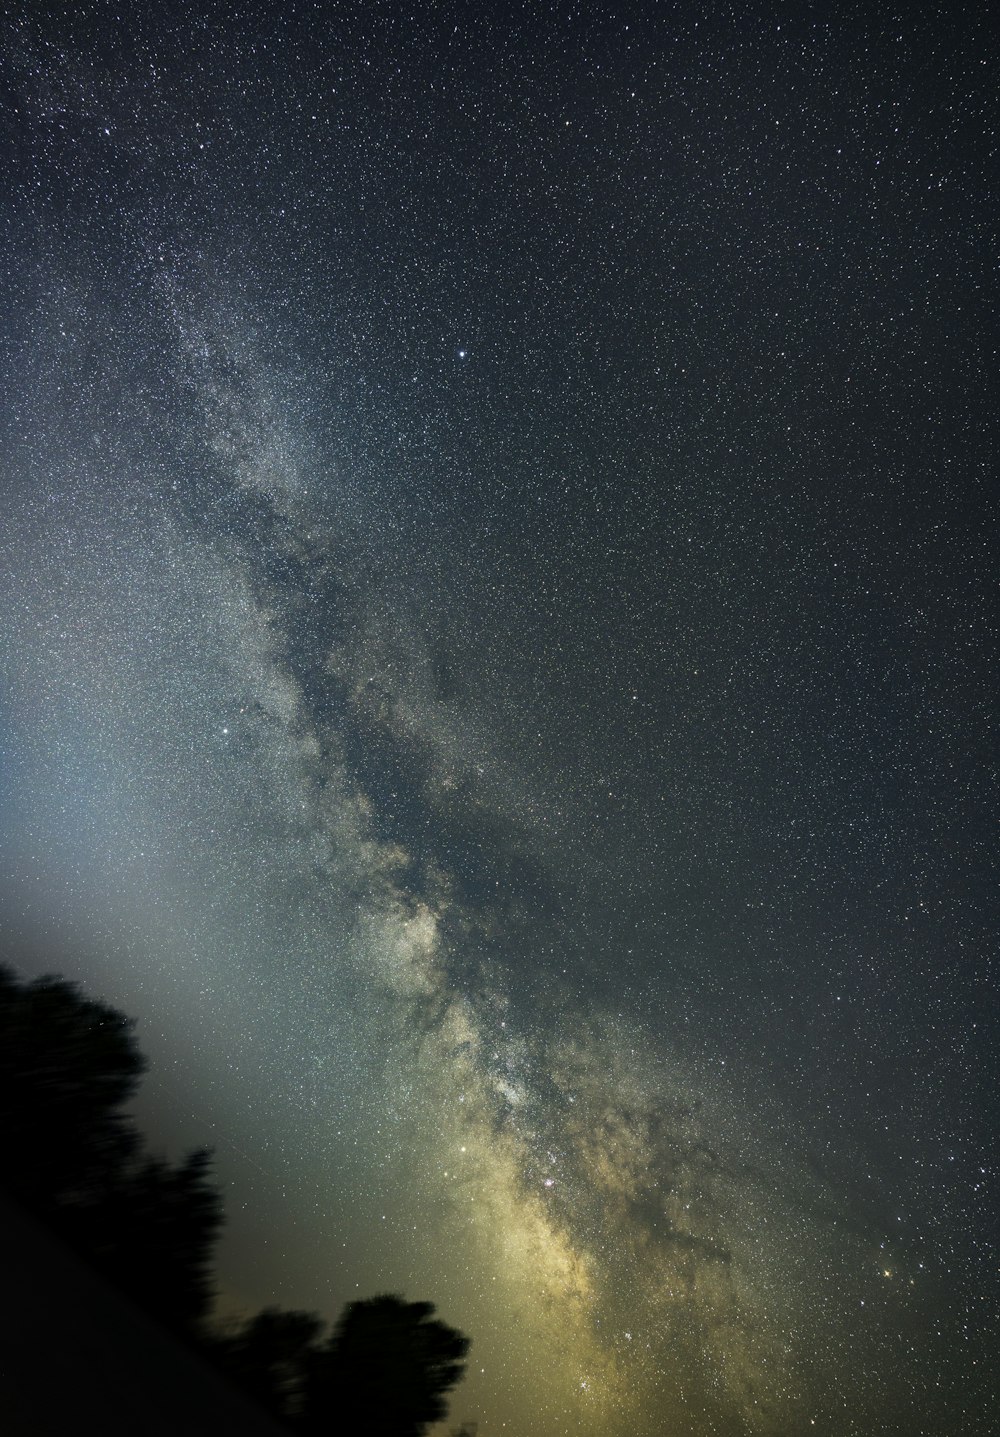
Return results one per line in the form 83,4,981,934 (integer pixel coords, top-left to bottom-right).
0,962,471,1433
214,1295,470,1433
0,964,221,1331
0,964,145,1209
304,1294,470,1436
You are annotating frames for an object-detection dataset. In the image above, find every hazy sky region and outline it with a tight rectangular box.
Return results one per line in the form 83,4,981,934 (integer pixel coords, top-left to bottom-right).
0,4,995,1434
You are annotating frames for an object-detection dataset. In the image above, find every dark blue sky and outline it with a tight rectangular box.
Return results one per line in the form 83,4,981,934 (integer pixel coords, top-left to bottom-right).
1,4,995,1433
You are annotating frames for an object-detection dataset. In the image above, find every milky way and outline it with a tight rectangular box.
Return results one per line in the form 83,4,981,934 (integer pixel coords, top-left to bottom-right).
1,6,995,1435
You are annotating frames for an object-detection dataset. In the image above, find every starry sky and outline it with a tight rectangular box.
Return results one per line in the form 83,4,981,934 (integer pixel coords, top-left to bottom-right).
0,3,996,1433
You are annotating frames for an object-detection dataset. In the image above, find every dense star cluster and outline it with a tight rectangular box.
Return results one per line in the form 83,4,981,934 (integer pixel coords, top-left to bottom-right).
0,3,995,1434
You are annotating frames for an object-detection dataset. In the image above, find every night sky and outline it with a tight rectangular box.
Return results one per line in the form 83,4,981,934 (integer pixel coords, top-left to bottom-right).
0,3,996,1433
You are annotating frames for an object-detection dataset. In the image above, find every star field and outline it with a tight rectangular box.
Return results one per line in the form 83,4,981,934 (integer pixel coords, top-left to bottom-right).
0,3,996,1434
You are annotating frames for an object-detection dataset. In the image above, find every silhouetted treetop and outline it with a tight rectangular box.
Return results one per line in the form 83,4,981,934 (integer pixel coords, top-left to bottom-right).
86,1148,223,1330
0,962,472,1430
213,1306,325,1419
0,964,145,1208
0,962,220,1330
303,1294,470,1437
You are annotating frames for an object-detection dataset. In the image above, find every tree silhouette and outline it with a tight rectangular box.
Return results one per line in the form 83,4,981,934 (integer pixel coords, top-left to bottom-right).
83,1148,223,1331
302,1294,470,1437
214,1306,324,1419
0,965,144,1210
0,963,473,1430
0,964,220,1332
214,1296,472,1433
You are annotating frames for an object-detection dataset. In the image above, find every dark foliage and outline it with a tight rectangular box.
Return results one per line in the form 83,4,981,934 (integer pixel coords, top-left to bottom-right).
216,1294,470,1435
0,963,471,1431
0,965,144,1209
302,1294,470,1437
212,1306,324,1419
81,1149,223,1331
0,964,220,1331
